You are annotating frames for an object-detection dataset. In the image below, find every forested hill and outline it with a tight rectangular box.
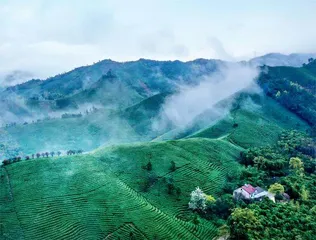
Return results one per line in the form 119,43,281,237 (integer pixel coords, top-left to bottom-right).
258,58,316,127
2,59,224,98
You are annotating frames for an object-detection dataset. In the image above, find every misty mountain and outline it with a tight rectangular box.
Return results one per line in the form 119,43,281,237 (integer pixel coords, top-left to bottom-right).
2,58,223,99
1,53,315,126
0,70,35,87
249,53,316,67
2,53,315,100
0,58,227,120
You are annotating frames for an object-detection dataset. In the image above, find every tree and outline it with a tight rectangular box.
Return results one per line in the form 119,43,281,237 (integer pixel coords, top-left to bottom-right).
205,194,216,205
2,159,10,165
217,225,230,240
176,187,181,200
170,161,176,172
268,183,285,194
210,194,234,219
45,152,49,158
143,161,152,171
142,172,157,192
36,153,41,158
166,177,175,195
32,154,35,159
25,156,30,160
50,151,55,157
275,192,284,201
228,208,260,239
57,151,61,157
41,153,45,158
188,187,207,211
300,186,309,201
289,157,304,175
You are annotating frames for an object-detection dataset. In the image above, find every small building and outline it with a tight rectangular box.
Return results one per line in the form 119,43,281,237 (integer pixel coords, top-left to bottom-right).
233,184,275,202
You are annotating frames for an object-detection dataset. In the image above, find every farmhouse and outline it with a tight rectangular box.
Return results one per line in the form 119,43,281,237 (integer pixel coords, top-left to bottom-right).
233,184,275,202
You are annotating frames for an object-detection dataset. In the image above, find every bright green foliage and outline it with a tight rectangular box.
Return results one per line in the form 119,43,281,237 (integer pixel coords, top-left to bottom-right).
205,194,216,204
268,183,285,194
289,157,304,175
289,157,304,170
246,200,315,240
300,186,309,201
228,200,316,240
228,208,261,239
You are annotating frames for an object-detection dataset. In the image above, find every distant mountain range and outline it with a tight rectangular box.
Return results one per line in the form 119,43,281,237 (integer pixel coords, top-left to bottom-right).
2,52,315,92
249,53,316,67
0,52,315,125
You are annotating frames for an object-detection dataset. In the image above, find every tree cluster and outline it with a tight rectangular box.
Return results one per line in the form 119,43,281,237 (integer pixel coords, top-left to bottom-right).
2,149,84,166
226,130,316,239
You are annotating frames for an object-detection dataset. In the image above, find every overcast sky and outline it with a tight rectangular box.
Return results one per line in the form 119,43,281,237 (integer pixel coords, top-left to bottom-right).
1,0,316,79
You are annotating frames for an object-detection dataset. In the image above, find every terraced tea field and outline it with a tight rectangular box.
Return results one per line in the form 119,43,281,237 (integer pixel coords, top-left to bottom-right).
1,138,241,239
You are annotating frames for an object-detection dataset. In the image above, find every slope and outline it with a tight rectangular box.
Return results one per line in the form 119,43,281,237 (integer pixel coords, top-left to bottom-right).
155,93,310,148
2,109,146,157
258,59,316,126
0,138,241,240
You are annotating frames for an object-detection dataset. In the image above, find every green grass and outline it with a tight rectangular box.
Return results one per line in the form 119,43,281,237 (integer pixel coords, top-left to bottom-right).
0,138,241,240
190,95,309,148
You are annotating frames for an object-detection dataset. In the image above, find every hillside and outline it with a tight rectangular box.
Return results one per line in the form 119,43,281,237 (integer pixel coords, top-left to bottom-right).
153,93,309,147
1,109,146,157
1,91,309,159
1,56,315,240
1,138,242,240
258,58,316,126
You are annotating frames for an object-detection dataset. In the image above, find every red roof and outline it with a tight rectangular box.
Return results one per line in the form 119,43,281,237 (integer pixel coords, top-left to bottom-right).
241,184,256,194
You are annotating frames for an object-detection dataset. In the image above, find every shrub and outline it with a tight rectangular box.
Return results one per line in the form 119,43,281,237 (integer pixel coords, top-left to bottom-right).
170,161,176,172
268,183,285,194
142,161,152,171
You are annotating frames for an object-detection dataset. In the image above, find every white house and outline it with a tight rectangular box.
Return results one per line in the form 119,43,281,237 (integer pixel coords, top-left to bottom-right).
233,184,275,202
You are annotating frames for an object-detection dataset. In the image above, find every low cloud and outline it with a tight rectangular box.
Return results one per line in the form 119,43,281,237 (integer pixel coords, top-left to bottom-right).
156,63,260,128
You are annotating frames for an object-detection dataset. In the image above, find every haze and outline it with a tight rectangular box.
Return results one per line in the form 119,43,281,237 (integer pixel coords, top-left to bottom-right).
1,0,316,79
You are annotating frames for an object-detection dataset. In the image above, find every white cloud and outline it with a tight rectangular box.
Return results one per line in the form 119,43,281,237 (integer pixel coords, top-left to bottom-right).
158,63,259,127
0,0,315,82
